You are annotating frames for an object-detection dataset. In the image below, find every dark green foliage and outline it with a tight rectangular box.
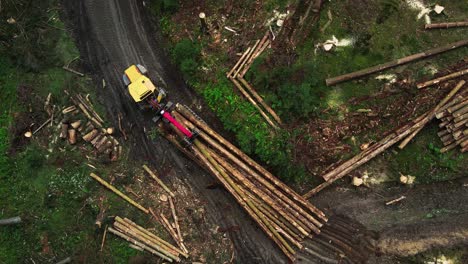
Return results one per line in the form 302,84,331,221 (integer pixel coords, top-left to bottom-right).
150,0,180,15
172,39,202,82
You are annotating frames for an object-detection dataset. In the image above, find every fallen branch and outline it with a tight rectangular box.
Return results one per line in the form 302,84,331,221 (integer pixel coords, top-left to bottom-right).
62,66,84,77
33,118,52,134
89,173,149,214
326,39,468,86
385,196,406,205
142,165,175,197
0,216,22,225
100,225,108,251
417,68,468,89
425,22,468,30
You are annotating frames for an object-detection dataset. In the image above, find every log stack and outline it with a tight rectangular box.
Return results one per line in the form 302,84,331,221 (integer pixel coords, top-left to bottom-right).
160,104,328,262
303,80,467,198
435,88,468,153
108,216,188,262
60,93,122,160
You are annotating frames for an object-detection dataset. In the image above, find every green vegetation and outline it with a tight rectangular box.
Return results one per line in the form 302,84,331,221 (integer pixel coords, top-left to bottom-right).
389,124,465,184
0,1,145,263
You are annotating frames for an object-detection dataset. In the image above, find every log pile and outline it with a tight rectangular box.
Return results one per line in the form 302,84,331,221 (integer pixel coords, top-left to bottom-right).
303,80,466,198
60,93,122,161
160,104,329,262
435,86,468,153
227,32,282,129
108,216,188,262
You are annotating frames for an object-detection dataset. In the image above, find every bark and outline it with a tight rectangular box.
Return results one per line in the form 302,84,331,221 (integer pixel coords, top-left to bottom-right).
83,129,99,142
113,221,180,261
417,68,468,89
425,22,468,29
68,129,77,145
326,40,468,86
70,120,82,129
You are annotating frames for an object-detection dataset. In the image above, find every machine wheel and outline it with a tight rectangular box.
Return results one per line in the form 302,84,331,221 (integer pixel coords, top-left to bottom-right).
137,64,148,75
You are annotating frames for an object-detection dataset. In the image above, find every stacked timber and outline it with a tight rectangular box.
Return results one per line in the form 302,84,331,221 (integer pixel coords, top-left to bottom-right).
226,32,282,129
303,80,466,198
160,104,328,262
109,216,188,262
61,93,122,160
435,88,468,153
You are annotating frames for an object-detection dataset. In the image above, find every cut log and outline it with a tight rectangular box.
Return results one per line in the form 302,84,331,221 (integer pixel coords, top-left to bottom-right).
452,105,468,118
107,227,173,262
326,39,468,86
0,216,22,225
142,165,175,197
106,127,114,135
235,40,260,78
447,99,468,114
441,141,458,153
89,173,149,214
60,124,69,139
425,22,468,29
68,129,77,145
227,47,251,78
168,197,184,250
83,129,99,142
94,136,108,149
417,68,468,89
230,78,279,129
238,77,283,125
70,120,82,129
62,105,76,114
91,134,103,146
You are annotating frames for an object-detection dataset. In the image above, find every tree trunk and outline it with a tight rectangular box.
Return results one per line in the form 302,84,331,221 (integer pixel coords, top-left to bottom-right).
326,40,468,86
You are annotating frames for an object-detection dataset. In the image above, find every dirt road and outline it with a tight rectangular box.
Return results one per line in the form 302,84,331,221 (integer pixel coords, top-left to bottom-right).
62,0,286,263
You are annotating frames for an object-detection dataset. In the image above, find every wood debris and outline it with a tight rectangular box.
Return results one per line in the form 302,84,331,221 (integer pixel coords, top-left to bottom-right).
142,165,175,197
303,80,466,198
417,68,468,89
385,196,406,206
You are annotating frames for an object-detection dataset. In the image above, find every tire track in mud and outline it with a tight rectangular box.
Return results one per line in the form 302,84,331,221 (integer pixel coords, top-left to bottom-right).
62,0,286,263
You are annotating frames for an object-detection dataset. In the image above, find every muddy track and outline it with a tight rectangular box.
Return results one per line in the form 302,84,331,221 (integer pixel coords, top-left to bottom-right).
61,0,285,263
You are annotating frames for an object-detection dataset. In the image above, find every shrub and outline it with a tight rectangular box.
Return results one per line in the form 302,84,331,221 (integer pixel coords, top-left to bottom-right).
172,39,202,82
